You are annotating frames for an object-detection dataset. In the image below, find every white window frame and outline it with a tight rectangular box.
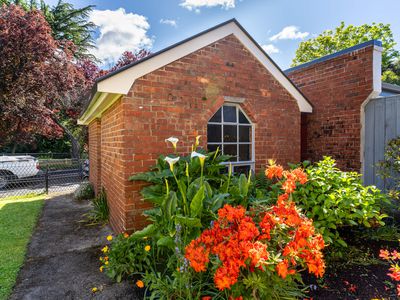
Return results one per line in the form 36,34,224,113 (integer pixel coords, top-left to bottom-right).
207,103,255,173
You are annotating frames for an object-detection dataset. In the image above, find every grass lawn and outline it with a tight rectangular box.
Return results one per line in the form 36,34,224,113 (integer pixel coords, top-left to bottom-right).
0,194,45,300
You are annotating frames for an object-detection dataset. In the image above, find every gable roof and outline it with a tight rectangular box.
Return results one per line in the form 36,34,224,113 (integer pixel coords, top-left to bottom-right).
78,19,312,125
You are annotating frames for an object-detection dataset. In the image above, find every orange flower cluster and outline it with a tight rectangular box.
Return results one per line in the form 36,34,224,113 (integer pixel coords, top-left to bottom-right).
265,162,308,194
380,248,400,295
185,164,325,292
185,205,260,290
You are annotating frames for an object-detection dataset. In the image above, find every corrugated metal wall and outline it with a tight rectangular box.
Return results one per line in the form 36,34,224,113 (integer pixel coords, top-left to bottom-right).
364,95,400,189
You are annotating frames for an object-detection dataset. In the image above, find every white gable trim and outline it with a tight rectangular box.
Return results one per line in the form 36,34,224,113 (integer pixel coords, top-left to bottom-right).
79,20,312,125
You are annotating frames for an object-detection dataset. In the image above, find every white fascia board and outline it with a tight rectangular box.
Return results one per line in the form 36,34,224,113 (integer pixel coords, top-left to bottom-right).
96,21,312,113
372,45,383,95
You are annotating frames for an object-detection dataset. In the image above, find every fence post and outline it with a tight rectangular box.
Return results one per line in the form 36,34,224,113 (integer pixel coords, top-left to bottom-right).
45,164,49,194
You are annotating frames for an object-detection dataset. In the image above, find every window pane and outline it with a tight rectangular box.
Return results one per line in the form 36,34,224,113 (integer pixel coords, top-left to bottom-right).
223,125,237,142
209,108,222,123
224,144,237,161
207,124,221,142
223,106,236,122
239,126,251,142
239,144,251,161
207,144,221,153
239,110,250,124
234,165,251,175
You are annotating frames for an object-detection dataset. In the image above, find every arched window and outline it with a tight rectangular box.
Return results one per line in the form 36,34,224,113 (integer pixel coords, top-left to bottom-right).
207,104,254,173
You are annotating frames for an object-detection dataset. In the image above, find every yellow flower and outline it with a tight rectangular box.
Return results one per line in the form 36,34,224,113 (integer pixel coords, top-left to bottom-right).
99,256,103,261
136,280,144,288
144,245,151,252
99,266,104,272
91,287,98,293
123,232,129,238
106,235,113,241
104,256,108,261
101,246,109,253
104,261,109,265
195,135,201,148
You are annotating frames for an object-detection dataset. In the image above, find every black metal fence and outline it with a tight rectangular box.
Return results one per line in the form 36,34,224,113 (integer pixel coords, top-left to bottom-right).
0,154,88,198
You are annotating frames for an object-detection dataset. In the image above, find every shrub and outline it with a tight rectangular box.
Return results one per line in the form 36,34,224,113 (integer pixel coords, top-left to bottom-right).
184,165,325,299
377,137,400,201
100,233,152,283
73,181,94,201
291,157,388,248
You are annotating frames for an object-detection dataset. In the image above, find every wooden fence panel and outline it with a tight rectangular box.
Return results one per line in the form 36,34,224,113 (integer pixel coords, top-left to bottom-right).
364,95,400,189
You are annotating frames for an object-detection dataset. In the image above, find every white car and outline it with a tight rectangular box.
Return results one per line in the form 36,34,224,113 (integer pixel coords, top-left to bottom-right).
0,156,40,189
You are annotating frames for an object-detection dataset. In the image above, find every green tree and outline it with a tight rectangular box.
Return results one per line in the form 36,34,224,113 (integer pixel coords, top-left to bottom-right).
291,22,400,85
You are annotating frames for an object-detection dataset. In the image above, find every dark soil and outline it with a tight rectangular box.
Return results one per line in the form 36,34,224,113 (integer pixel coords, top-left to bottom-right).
9,194,142,300
305,230,399,300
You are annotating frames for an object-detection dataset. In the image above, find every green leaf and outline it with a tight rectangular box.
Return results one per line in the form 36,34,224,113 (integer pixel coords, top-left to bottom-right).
177,180,187,201
238,174,249,196
210,193,229,212
165,191,178,219
175,215,202,227
140,185,164,204
190,185,205,218
157,236,175,248
131,224,156,238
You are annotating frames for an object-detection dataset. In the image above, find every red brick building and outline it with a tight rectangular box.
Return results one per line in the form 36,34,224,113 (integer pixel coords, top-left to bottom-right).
79,19,383,233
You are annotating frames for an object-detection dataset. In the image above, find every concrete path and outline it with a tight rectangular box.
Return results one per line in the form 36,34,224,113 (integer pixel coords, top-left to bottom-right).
10,194,140,300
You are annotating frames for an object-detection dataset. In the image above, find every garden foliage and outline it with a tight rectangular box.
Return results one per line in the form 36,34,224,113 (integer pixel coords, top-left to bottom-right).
291,157,388,248
73,182,94,201
101,137,387,299
85,188,109,224
378,137,400,201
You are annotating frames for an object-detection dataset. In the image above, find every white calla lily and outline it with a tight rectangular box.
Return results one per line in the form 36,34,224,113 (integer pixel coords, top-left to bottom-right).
165,137,179,150
165,156,180,172
191,151,206,159
191,151,206,168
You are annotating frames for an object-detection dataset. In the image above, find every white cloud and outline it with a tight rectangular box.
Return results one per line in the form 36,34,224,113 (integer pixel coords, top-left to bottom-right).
180,0,235,12
160,18,178,27
262,44,279,54
270,26,309,41
89,8,152,63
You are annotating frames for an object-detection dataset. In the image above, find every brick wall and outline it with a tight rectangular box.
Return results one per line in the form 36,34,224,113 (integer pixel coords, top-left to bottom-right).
88,119,101,194
287,45,375,171
110,34,302,232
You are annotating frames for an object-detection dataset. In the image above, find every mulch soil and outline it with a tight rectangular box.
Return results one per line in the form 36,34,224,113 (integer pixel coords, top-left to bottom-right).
305,231,399,300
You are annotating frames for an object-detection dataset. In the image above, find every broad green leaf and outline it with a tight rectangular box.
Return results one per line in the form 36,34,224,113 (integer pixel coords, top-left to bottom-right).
238,174,249,196
165,191,178,219
175,215,202,227
131,224,156,238
190,185,205,218
157,236,175,248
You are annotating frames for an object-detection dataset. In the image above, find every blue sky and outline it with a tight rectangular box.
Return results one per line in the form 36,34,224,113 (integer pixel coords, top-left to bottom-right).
46,0,400,69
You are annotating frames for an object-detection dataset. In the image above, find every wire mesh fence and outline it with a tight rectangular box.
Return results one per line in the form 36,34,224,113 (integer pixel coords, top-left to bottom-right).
0,154,88,198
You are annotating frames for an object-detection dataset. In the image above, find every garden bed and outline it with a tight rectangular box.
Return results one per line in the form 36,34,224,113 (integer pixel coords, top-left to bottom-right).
306,236,399,299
